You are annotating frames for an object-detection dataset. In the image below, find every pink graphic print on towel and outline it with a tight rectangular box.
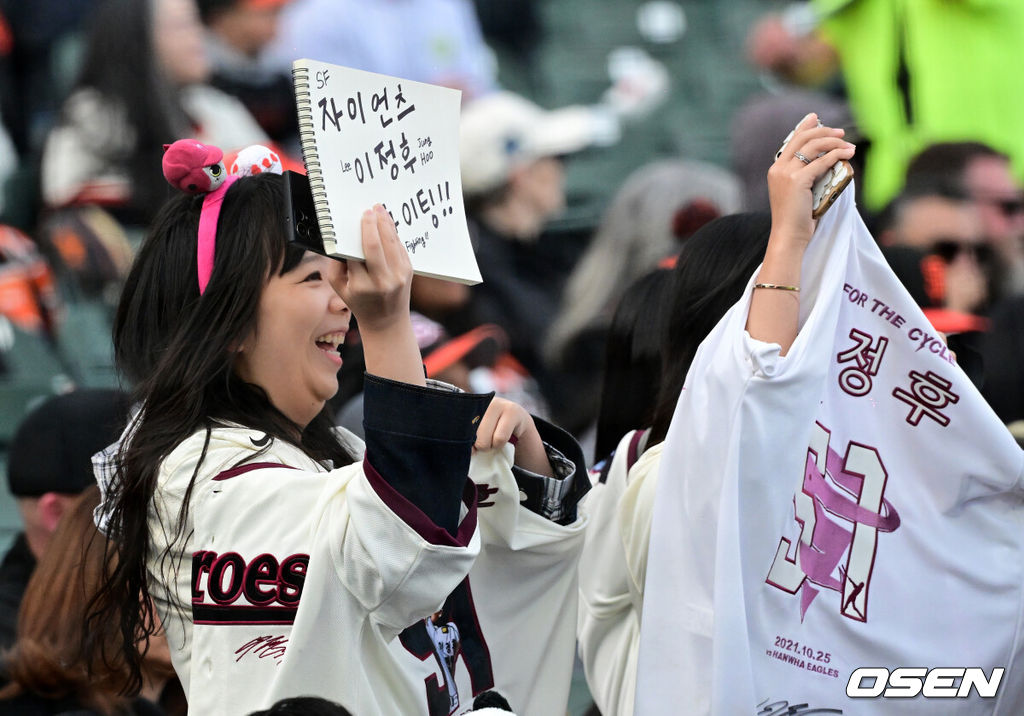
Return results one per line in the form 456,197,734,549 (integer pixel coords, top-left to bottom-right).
766,422,900,622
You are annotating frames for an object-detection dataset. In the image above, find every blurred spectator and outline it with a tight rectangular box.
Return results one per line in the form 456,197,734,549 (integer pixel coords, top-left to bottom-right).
875,189,991,388
442,90,603,409
982,294,1024,425
0,388,131,653
35,205,133,308
730,89,853,212
0,486,176,715
746,2,839,89
469,0,542,95
25,204,131,390
417,321,540,413
876,191,991,320
40,0,269,228
0,1,96,157
268,0,497,100
197,0,299,150
905,142,1024,298
0,225,60,338
544,159,741,436
808,0,1024,211
336,313,546,439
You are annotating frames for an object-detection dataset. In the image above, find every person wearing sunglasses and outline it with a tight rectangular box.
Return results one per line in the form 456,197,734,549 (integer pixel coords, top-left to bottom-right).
877,189,992,319
905,142,1024,299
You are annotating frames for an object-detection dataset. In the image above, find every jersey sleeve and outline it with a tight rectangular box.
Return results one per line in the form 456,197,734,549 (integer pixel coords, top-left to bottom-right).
510,417,590,525
461,419,589,716
361,373,493,538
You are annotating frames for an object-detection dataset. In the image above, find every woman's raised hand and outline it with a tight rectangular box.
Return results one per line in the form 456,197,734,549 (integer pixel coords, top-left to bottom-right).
767,113,856,248
475,397,553,477
747,114,856,354
337,205,425,386
335,205,414,333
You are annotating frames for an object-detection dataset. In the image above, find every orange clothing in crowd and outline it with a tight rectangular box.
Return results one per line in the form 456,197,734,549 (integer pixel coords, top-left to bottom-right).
0,226,60,335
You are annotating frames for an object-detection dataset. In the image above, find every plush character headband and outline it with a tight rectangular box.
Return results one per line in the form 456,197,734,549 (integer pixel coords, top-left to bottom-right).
162,139,283,295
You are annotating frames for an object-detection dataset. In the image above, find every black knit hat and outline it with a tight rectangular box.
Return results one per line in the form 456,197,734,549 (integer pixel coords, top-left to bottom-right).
7,388,132,497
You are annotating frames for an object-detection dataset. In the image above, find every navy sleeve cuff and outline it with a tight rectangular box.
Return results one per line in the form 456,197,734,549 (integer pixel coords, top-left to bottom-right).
512,417,590,525
363,460,478,547
362,373,494,537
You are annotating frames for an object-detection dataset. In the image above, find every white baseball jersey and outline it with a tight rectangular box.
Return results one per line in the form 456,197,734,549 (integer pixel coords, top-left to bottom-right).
578,429,662,716
637,186,1024,714
147,425,480,715
144,423,585,715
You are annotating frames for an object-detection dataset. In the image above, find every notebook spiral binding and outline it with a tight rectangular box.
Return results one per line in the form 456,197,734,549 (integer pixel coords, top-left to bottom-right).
292,65,335,244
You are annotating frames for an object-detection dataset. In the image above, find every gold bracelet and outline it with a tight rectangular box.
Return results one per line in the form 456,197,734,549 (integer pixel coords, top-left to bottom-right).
754,283,800,292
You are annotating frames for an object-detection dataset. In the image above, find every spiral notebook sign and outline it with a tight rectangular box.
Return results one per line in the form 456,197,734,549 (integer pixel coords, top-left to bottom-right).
292,58,481,284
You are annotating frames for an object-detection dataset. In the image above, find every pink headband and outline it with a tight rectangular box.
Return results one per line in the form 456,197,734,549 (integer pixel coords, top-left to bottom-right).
162,139,284,295
196,175,238,294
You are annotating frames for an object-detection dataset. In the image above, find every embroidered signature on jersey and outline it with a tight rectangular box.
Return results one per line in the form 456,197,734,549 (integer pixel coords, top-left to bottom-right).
766,422,901,622
235,634,289,665
757,697,843,715
191,550,308,624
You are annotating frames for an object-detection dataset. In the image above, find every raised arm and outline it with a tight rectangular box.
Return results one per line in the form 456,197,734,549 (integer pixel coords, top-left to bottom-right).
746,113,855,354
336,205,426,386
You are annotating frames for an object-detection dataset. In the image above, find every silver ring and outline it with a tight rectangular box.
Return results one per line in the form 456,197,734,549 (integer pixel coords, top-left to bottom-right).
794,151,812,165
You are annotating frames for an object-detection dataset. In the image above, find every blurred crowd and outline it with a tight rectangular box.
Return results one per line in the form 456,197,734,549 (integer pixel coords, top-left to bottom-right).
0,0,1023,714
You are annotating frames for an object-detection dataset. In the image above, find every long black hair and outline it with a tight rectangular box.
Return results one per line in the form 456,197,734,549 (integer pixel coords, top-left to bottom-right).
592,268,676,465
67,0,192,220
648,212,772,446
87,172,354,693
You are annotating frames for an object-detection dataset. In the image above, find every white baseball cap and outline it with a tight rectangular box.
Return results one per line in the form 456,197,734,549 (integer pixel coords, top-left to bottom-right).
459,91,611,196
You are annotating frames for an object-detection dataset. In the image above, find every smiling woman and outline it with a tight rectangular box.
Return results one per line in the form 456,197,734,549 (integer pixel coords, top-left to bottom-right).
85,148,589,716
233,251,354,428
